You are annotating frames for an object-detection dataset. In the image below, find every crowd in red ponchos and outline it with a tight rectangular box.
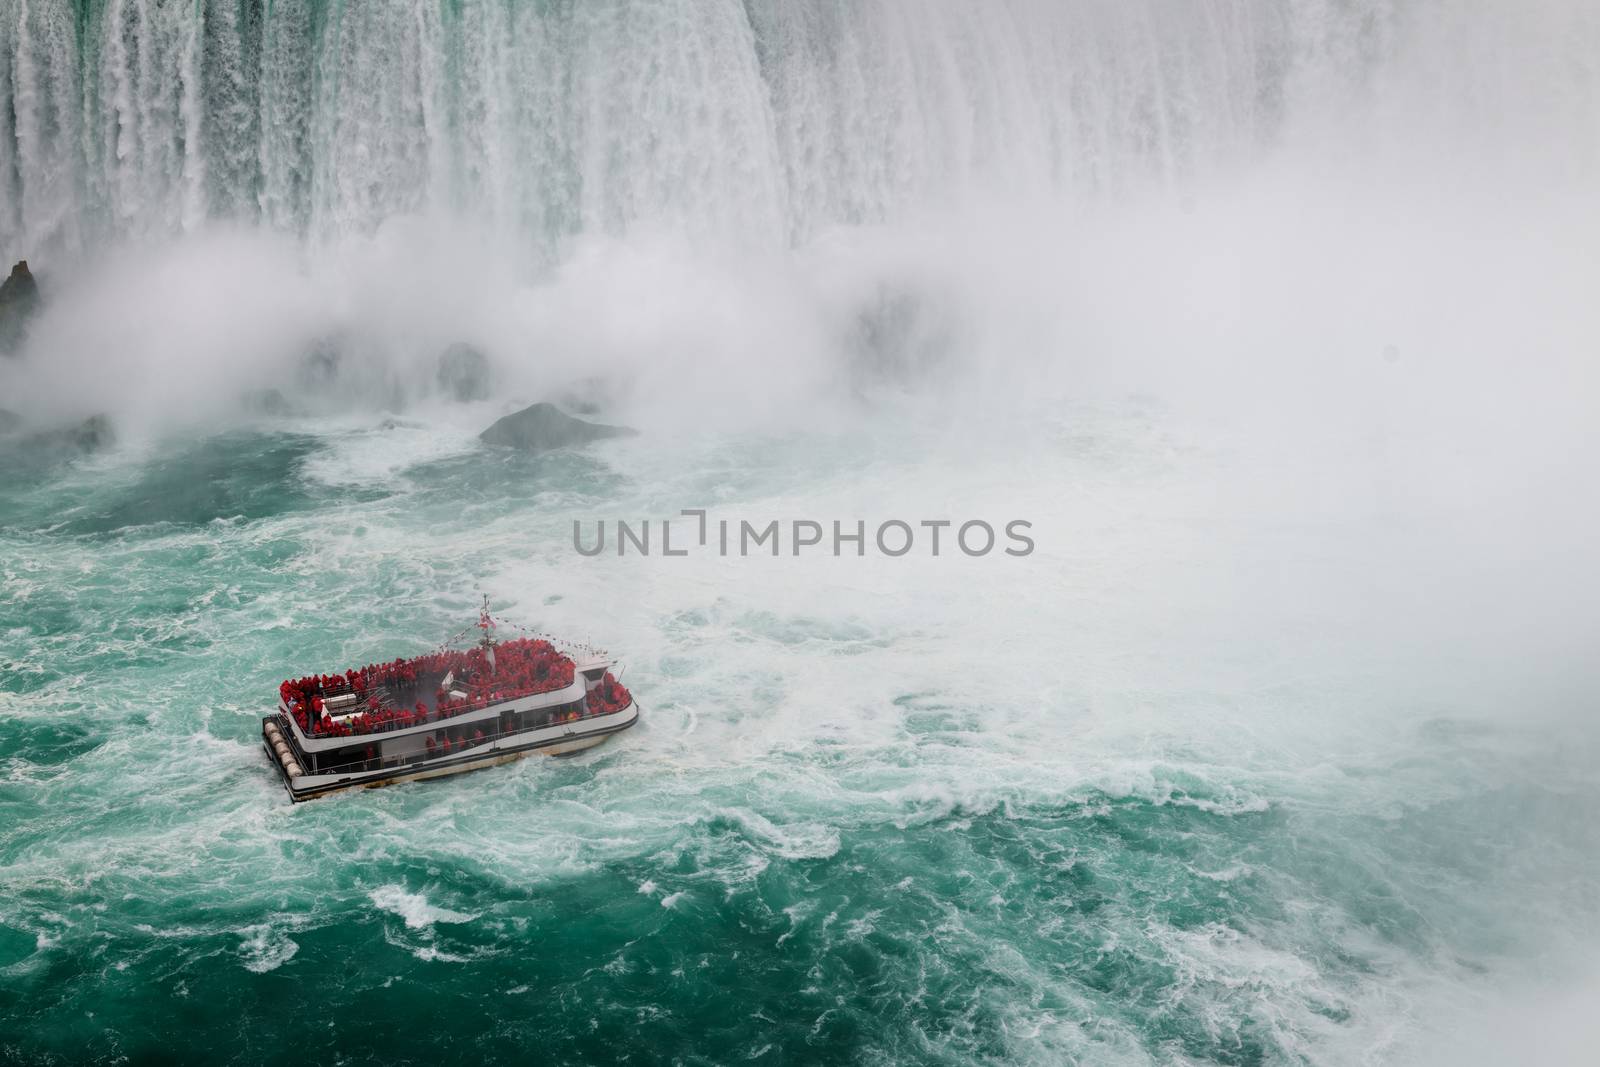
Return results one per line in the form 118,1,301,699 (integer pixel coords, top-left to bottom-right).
278,638,586,738
586,671,632,716
465,638,578,708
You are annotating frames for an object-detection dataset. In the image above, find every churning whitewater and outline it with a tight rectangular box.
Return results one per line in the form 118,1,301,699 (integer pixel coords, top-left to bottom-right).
2,1,1598,1064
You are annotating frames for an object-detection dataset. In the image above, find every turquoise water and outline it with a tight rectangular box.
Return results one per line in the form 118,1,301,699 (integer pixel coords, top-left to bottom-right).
2,417,1595,1065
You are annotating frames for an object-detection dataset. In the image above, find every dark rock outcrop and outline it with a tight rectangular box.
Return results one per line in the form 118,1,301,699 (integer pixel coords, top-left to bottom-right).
437,343,492,402
0,408,20,435
21,414,115,455
479,402,636,454
0,260,42,353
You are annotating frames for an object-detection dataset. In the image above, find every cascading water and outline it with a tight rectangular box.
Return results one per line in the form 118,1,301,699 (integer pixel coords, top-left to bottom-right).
9,0,1590,259
0,0,1588,427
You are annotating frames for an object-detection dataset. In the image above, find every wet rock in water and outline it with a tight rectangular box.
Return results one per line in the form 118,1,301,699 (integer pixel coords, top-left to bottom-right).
479,402,636,454
22,414,115,455
0,260,42,354
437,343,492,402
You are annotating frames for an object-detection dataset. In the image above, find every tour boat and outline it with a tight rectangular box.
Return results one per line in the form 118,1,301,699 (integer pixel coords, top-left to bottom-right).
261,600,639,801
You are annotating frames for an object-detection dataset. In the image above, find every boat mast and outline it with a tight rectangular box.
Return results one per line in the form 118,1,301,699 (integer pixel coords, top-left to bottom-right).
478,594,497,671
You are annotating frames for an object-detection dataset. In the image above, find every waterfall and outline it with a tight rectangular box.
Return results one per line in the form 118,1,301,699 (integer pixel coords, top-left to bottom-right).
0,0,1594,434
5,0,1589,265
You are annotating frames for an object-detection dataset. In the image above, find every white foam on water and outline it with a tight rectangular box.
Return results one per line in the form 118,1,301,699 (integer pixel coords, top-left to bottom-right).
299,420,485,489
368,886,480,930
408,945,471,964
702,809,842,862
238,925,299,974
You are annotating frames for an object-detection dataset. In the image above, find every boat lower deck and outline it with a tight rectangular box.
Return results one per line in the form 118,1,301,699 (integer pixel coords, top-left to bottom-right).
262,700,639,801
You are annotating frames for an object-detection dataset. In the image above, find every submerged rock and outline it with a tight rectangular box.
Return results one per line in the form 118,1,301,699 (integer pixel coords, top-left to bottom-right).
479,402,636,454
0,260,42,354
437,343,492,402
21,414,115,455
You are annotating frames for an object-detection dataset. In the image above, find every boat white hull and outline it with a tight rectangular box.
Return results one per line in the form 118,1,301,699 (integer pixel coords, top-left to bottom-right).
263,700,638,802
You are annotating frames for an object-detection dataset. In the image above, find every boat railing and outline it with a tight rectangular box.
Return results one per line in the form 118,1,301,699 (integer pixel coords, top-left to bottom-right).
285,676,578,742
284,701,629,780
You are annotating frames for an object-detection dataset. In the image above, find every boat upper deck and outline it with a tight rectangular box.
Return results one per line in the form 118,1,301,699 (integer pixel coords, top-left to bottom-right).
278,676,589,751
277,636,601,746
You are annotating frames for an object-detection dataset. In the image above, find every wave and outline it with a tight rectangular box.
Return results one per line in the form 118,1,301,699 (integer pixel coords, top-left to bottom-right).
368,884,480,929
